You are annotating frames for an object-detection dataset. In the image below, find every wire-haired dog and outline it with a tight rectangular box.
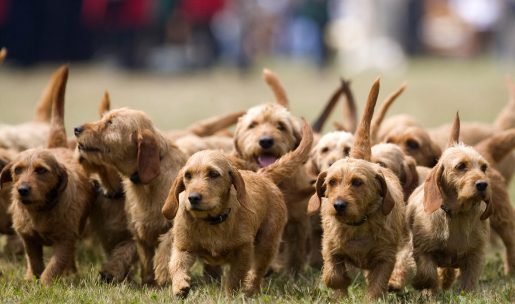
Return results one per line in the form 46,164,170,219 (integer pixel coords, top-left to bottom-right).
161,119,312,297
308,79,408,299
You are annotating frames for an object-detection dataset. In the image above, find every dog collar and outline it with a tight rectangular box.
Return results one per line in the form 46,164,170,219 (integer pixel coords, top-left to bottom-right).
203,208,231,225
94,182,125,200
344,215,368,227
130,172,141,184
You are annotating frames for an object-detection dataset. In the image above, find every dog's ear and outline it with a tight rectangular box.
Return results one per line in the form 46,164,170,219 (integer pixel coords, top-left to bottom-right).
162,169,184,220
376,172,395,215
402,156,419,196
308,171,327,214
229,169,249,209
137,129,161,184
56,163,68,195
99,91,110,117
0,162,13,189
423,164,444,214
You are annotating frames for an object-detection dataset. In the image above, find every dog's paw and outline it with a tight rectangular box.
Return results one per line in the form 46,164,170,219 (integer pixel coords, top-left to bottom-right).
99,271,114,283
173,278,191,298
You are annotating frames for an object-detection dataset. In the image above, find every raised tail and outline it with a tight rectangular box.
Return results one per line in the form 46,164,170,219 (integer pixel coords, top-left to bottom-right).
187,111,245,137
340,78,358,133
259,119,313,185
263,68,289,108
370,83,406,142
47,65,69,149
494,75,515,130
311,79,346,133
475,129,515,165
34,65,69,123
99,91,111,117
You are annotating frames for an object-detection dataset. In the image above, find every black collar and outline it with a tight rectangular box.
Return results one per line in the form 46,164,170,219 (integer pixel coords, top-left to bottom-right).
344,215,368,226
38,176,65,212
130,172,141,184
202,208,231,225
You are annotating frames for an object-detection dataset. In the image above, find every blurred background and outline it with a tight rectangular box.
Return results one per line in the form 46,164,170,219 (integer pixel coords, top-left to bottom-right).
0,0,514,133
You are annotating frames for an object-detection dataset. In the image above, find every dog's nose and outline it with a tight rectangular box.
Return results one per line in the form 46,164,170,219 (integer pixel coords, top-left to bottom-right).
259,137,274,149
188,193,202,205
17,185,31,197
333,199,347,213
74,126,84,137
476,181,488,192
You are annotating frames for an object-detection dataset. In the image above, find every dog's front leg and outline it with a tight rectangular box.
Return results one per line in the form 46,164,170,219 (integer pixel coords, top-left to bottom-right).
322,251,351,298
412,252,438,294
225,243,253,295
21,234,44,280
135,238,156,285
40,241,75,285
366,258,395,299
100,239,137,283
169,247,195,298
458,250,485,291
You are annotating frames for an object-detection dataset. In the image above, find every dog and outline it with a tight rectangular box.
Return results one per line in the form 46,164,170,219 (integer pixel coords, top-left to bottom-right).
408,113,492,293
0,66,95,284
161,119,312,297
308,79,408,299
233,69,314,273
74,102,188,285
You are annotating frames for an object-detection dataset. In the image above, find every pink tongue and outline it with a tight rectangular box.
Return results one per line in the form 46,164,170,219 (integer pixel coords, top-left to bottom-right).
258,155,277,168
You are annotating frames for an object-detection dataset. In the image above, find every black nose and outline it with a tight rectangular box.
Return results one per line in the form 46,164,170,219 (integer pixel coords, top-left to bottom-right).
188,193,202,205
476,181,488,192
259,137,274,149
333,199,347,213
17,185,31,197
74,126,84,137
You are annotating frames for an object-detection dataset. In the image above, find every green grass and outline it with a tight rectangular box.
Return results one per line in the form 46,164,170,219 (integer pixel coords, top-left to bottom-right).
0,57,515,303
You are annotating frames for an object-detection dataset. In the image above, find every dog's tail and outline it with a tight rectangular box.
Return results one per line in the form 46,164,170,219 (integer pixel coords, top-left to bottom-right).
187,111,245,137
350,78,380,161
263,68,289,108
34,65,69,123
448,112,460,147
259,119,313,185
494,76,515,130
370,83,406,142
475,129,515,165
47,65,69,149
99,90,111,117
0,48,6,64
341,78,358,133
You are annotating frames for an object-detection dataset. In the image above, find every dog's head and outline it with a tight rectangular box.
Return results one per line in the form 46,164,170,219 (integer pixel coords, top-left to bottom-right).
383,125,441,167
371,143,418,199
162,150,248,220
0,149,68,211
423,144,492,220
308,158,395,224
234,103,301,168
74,108,162,184
309,131,354,175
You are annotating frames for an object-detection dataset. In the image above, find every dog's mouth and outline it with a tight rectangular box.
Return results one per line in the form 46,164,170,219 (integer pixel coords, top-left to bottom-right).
78,144,102,153
255,153,279,168
20,199,32,205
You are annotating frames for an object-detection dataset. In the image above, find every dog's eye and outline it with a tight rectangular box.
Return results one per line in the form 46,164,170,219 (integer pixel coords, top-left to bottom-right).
208,170,220,179
277,122,286,131
248,121,257,129
184,172,192,180
351,178,363,187
343,147,350,156
34,167,47,175
456,162,467,171
480,164,487,172
321,147,329,154
14,167,22,175
406,139,419,150
328,179,337,187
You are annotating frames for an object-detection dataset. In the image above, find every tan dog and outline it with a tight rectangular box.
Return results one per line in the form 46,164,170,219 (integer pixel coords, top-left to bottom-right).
308,79,407,299
74,104,187,285
233,69,313,273
408,114,492,293
161,120,312,297
0,65,67,151
0,67,95,284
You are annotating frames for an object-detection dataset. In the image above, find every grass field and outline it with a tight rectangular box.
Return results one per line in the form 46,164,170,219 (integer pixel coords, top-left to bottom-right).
1,58,515,303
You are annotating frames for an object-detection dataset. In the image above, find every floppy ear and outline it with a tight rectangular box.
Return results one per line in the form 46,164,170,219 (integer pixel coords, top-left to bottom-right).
229,169,249,209
376,172,395,215
308,171,327,214
56,163,69,195
0,162,13,189
423,164,444,214
137,129,161,184
162,169,185,220
402,156,419,197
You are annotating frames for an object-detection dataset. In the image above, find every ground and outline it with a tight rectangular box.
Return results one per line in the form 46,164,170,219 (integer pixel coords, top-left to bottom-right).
0,58,514,303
